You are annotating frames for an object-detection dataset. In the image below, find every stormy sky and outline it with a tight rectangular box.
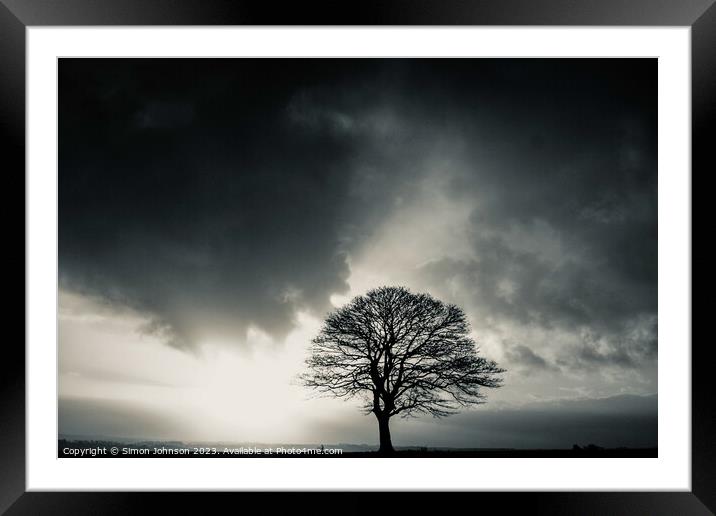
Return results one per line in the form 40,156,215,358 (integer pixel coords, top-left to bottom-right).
58,59,657,448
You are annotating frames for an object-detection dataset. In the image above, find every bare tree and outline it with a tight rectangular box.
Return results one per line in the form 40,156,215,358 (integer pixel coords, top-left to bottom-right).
301,286,505,454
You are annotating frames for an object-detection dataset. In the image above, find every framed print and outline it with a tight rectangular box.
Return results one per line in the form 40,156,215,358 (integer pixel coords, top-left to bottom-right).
4,0,711,513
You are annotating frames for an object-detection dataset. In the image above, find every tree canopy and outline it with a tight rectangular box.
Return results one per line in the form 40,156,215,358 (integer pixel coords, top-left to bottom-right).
302,286,504,452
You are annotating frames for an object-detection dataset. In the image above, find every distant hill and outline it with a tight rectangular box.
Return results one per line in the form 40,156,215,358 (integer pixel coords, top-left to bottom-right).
59,393,658,451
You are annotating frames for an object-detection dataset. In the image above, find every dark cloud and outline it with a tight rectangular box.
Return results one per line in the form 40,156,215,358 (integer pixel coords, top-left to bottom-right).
503,344,557,375
133,100,195,129
60,59,656,362
60,59,359,349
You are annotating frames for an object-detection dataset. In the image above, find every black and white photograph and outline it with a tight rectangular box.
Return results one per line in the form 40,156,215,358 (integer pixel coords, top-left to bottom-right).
2,0,709,509
57,58,659,458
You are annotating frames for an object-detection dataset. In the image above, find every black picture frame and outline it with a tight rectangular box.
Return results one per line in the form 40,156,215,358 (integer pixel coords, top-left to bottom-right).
3,1,710,513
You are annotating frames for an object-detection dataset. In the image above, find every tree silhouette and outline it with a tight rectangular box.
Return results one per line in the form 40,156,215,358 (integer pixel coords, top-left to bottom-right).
301,286,505,454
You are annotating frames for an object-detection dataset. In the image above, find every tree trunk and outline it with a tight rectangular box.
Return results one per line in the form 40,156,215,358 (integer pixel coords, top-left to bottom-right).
377,414,394,454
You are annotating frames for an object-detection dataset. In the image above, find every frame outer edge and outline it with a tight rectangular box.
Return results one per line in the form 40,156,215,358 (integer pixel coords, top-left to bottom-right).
691,1,716,514
0,0,715,26
3,0,713,512
0,0,27,515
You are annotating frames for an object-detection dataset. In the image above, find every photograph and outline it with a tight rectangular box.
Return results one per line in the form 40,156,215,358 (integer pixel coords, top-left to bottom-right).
58,57,658,459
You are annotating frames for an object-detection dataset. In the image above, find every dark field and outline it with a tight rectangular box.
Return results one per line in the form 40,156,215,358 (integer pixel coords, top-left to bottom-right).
58,439,657,458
